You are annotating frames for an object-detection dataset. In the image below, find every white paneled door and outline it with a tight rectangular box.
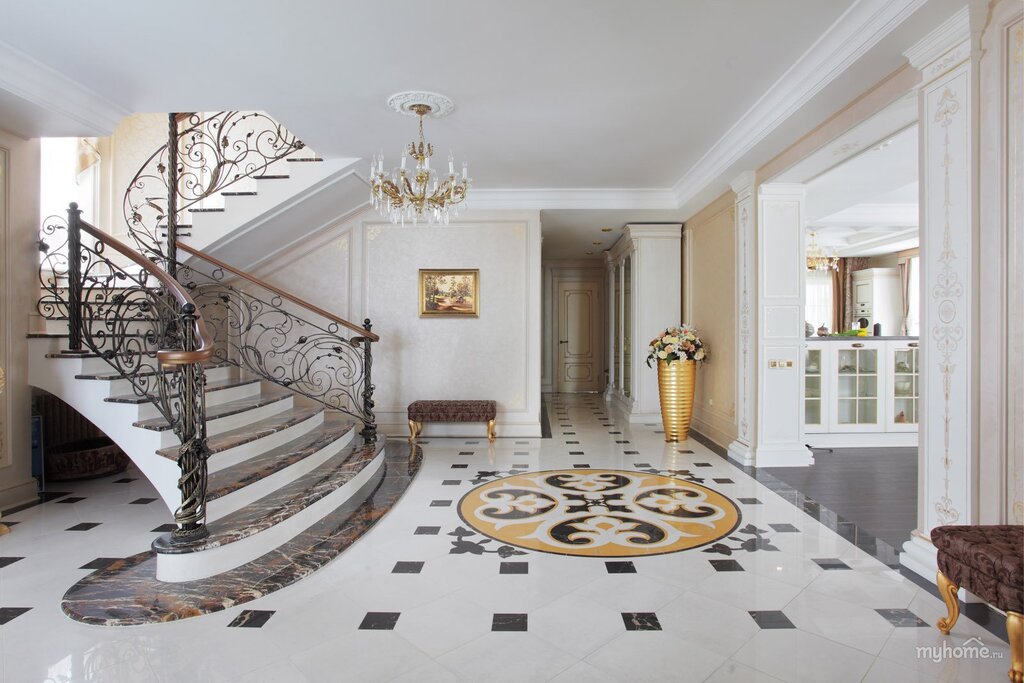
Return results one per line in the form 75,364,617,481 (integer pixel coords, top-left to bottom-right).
556,279,602,392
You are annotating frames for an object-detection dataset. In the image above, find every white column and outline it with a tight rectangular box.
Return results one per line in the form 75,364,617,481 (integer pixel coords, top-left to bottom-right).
753,183,812,467
728,172,757,465
900,7,979,582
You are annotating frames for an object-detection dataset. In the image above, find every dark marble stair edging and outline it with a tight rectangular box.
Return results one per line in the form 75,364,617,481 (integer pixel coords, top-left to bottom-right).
62,437,420,626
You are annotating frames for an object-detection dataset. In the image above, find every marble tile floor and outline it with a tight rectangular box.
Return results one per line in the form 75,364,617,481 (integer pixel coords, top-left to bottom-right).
0,393,1012,682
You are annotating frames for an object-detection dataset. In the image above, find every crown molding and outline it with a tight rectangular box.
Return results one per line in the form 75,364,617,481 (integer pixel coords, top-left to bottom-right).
670,0,927,208
903,6,970,71
0,39,129,136
467,187,678,210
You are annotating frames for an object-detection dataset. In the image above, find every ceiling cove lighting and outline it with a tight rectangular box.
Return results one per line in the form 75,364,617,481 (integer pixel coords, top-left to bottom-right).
369,91,470,226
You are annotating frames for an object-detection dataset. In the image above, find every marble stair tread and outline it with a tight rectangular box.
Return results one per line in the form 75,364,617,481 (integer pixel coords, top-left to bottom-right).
156,404,324,460
153,435,383,554
133,389,292,432
205,419,355,502
63,438,418,626
105,377,261,405
75,359,232,381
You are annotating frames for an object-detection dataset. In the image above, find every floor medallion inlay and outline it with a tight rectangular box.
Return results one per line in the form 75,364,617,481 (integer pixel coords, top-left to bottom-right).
457,469,741,557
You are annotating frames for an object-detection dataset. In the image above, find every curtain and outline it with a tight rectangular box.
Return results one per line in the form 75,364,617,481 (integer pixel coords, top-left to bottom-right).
898,259,910,335
75,137,100,181
842,257,870,331
831,259,846,334
806,270,833,332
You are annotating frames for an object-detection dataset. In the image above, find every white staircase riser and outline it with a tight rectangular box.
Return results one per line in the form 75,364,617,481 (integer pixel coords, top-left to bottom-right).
156,446,386,582
154,395,294,449
99,365,235,396
129,380,261,421
206,426,355,520
206,409,325,474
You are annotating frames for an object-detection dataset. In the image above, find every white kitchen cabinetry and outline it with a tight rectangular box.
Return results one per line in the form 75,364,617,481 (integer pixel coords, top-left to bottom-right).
804,338,918,447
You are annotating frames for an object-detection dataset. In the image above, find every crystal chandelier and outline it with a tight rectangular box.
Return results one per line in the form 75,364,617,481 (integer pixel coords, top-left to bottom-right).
369,93,470,226
806,231,839,271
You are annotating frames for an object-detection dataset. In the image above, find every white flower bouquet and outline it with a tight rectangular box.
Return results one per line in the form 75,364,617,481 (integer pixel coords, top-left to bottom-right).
645,325,707,366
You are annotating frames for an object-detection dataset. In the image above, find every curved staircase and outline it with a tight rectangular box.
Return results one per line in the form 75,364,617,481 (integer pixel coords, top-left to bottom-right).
25,110,412,624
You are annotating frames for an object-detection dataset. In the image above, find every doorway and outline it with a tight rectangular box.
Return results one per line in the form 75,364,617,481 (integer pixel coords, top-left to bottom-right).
554,276,603,392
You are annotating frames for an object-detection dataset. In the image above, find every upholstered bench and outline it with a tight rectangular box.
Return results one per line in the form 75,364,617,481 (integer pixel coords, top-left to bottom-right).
408,400,497,441
932,525,1023,682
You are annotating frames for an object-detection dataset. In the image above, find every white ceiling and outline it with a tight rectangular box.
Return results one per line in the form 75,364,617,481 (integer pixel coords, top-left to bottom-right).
0,0,964,259
540,210,684,260
798,103,920,257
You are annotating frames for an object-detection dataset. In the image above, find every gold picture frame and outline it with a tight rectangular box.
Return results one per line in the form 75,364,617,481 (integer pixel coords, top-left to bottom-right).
419,269,479,317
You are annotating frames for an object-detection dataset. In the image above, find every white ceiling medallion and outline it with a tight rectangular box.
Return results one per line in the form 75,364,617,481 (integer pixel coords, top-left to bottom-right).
386,91,455,118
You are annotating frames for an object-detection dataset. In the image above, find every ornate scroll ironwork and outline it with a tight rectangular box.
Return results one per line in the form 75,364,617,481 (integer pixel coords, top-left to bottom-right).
177,256,376,437
38,205,213,540
123,111,306,261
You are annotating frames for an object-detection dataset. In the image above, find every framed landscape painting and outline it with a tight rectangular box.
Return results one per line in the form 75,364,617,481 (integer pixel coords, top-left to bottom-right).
419,269,479,317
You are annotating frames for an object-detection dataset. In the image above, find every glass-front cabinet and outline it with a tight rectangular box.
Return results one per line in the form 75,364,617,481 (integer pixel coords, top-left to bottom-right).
804,338,918,446
805,348,823,430
890,343,919,431
623,256,632,397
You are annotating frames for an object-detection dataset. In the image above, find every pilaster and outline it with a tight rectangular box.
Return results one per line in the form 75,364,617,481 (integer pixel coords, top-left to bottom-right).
753,183,812,467
901,5,979,582
728,172,757,465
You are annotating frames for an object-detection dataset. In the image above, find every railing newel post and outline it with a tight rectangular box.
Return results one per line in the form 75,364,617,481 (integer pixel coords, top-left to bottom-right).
360,317,377,443
171,301,210,542
66,203,83,353
166,113,179,280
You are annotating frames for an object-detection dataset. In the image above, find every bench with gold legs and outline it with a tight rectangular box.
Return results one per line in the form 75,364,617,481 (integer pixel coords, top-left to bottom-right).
407,400,497,441
931,525,1023,683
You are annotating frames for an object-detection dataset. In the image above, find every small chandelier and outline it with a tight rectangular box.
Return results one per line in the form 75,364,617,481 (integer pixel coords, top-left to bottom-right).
369,92,470,226
806,232,839,271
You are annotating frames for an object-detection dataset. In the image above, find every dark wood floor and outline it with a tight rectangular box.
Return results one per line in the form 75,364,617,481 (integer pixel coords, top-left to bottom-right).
764,447,917,550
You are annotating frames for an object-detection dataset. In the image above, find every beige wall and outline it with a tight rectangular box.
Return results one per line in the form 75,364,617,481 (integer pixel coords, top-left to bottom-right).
0,127,41,509
683,191,737,449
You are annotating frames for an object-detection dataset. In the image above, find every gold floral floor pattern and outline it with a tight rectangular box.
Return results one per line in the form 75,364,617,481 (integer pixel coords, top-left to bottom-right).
457,469,741,557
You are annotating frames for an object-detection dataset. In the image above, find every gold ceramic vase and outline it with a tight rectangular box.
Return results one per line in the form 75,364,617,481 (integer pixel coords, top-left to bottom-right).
657,359,696,442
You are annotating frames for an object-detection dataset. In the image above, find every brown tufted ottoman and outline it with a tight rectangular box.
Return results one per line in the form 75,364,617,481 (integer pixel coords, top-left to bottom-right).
408,400,497,441
932,525,1023,682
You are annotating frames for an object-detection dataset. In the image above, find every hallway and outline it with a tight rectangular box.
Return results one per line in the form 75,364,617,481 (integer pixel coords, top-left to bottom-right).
0,394,1010,682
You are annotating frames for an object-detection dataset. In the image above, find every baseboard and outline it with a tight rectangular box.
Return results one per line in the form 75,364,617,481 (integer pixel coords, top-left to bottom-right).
689,418,736,454
727,440,755,466
378,421,543,439
752,444,814,467
0,477,40,512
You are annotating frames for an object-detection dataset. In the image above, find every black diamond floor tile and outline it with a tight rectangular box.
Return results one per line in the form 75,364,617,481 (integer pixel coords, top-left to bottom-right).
451,464,469,469
442,480,461,486
0,557,24,569
392,561,424,574
605,561,636,574
813,558,852,570
738,497,762,505
66,522,101,531
129,498,157,505
0,607,32,625
769,523,800,533
622,612,661,631
499,562,528,575
710,559,744,572
748,610,796,629
358,612,400,630
151,524,177,533
713,478,734,484
492,613,527,631
55,497,86,504
429,500,452,507
415,526,441,535
875,608,929,627
112,478,137,484
228,609,275,628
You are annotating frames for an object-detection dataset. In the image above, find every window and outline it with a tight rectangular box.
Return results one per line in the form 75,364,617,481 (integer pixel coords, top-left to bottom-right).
805,269,833,332
40,137,97,227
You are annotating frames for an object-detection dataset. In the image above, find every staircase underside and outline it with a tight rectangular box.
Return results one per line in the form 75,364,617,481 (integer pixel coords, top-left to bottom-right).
62,438,420,626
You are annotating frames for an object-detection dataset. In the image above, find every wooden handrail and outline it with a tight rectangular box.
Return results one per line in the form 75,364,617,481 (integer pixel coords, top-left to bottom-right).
177,242,379,341
77,219,216,366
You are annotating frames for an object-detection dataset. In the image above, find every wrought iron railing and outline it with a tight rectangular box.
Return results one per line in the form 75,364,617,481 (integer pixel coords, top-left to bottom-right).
176,243,378,440
123,111,306,264
39,203,216,541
